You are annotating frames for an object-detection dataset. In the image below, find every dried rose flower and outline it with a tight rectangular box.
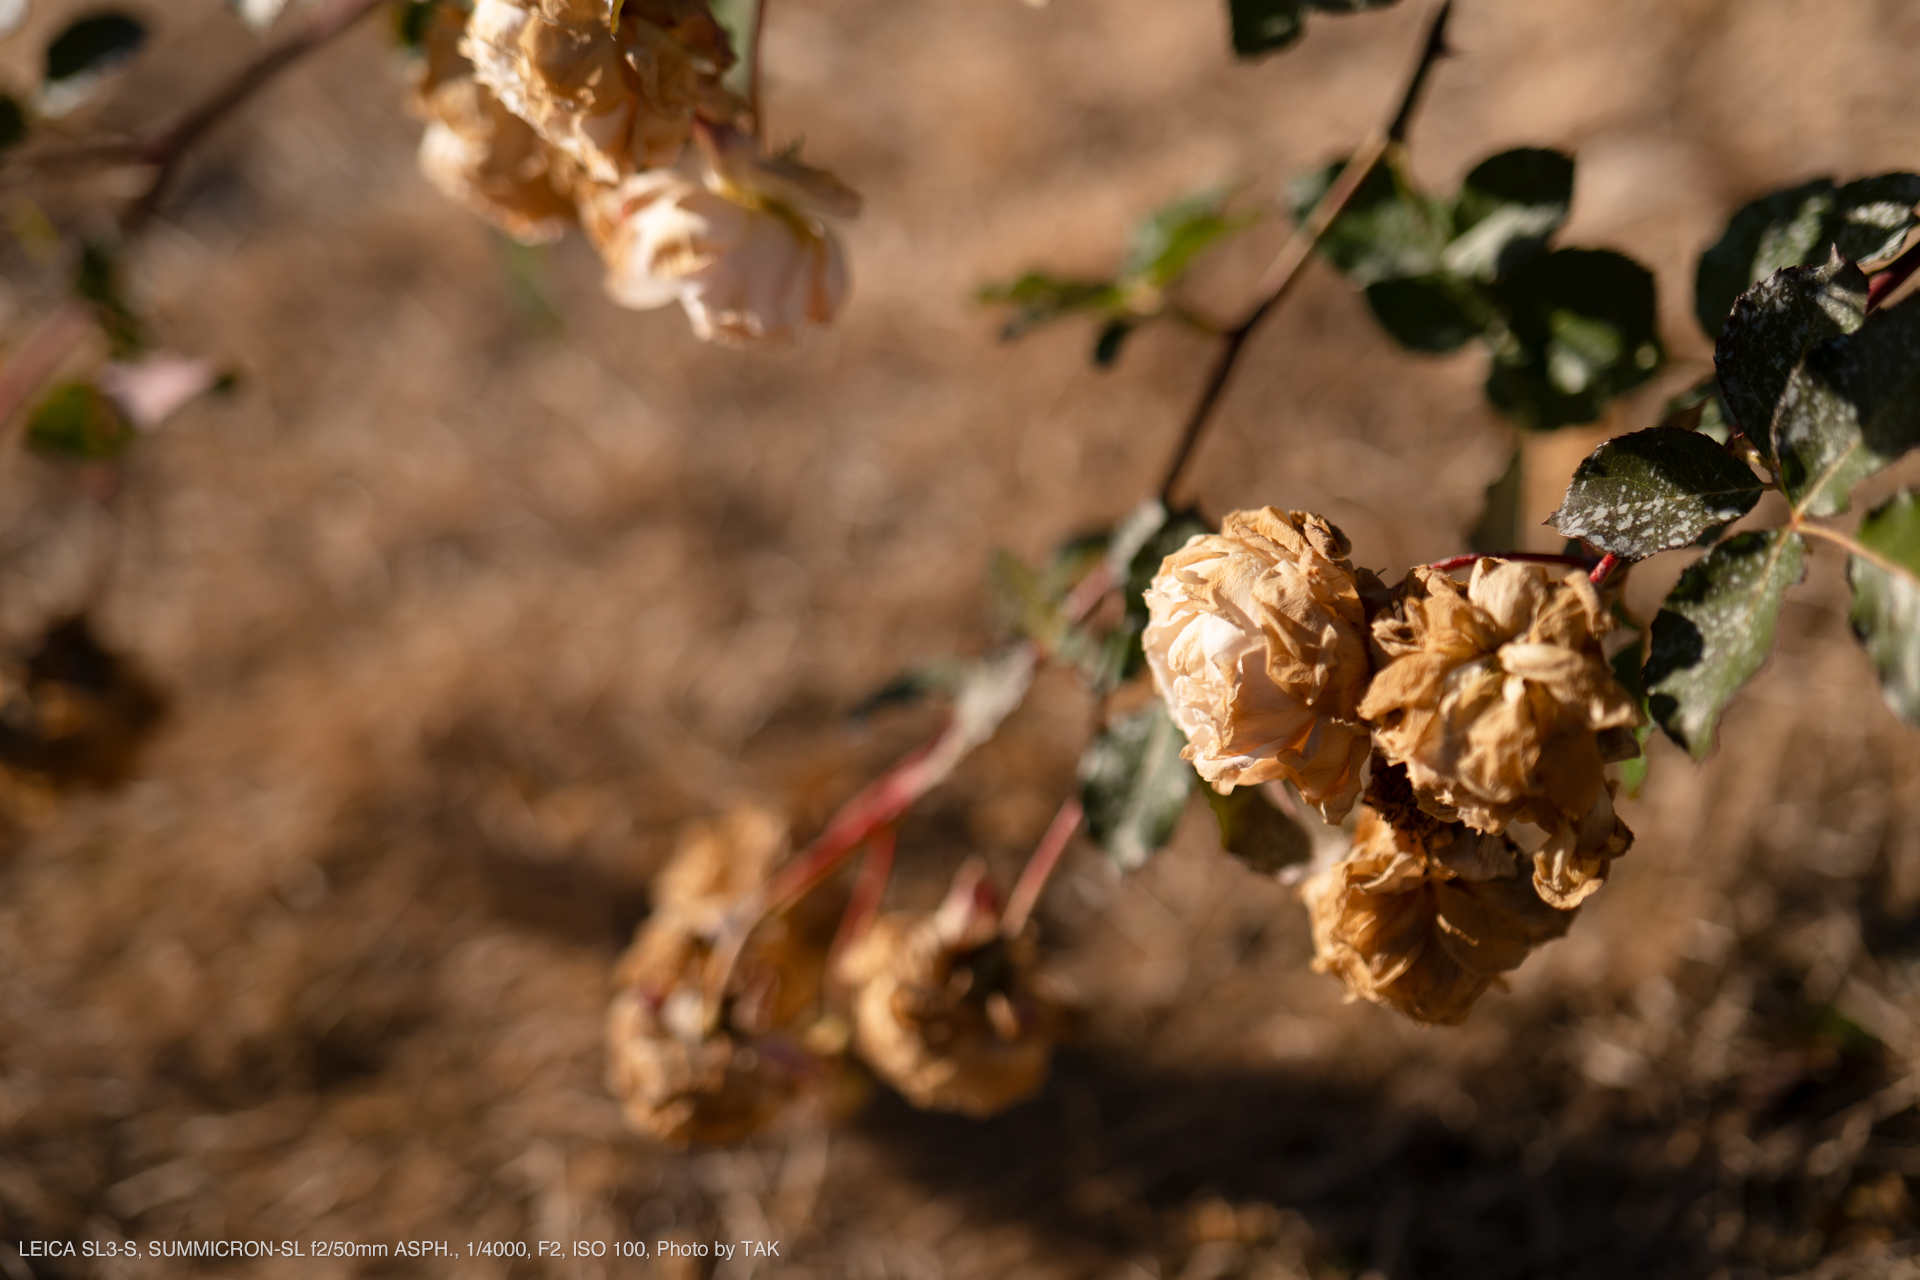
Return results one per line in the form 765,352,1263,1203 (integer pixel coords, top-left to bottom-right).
1142,508,1377,821
412,6,578,244
463,0,737,185
1304,797,1576,1026
1359,558,1640,908
582,125,860,343
605,804,844,1145
836,861,1057,1117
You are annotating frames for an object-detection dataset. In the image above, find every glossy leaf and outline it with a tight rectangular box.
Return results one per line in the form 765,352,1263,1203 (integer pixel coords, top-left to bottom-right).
1714,253,1868,461
1079,701,1195,870
1549,427,1765,558
1364,275,1481,352
26,382,136,461
1847,489,1920,725
1644,530,1805,759
1770,293,1920,517
1696,174,1920,338
1295,155,1450,287
1444,148,1574,281
1203,785,1310,875
1485,248,1663,430
41,12,146,116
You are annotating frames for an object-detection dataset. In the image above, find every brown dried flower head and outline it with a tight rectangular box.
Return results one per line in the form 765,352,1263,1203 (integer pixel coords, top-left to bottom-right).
1142,508,1376,821
836,861,1057,1117
1304,799,1577,1025
463,0,737,185
582,125,859,343
412,6,578,244
605,804,843,1146
1359,558,1641,908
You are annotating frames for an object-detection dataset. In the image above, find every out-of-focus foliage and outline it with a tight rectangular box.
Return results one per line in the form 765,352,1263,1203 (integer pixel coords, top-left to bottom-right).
1847,490,1920,726
1226,0,1401,58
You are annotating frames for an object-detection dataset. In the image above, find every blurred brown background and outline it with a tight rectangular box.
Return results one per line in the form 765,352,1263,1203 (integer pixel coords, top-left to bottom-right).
2,0,1920,1275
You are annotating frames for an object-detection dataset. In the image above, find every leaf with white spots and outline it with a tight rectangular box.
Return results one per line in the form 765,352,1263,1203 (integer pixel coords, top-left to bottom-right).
1549,427,1765,559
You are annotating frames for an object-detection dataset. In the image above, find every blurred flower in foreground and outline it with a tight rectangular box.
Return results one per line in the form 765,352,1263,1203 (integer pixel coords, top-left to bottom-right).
606,804,847,1146
1142,507,1377,821
1304,798,1576,1025
462,0,736,185
1360,558,1639,908
584,124,860,343
837,860,1057,1117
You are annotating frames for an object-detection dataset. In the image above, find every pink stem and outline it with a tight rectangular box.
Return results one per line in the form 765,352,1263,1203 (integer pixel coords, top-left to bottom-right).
826,825,895,979
1002,796,1083,937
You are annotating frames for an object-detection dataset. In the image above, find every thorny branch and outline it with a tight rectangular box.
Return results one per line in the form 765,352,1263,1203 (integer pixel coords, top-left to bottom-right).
0,0,388,430
1156,0,1454,507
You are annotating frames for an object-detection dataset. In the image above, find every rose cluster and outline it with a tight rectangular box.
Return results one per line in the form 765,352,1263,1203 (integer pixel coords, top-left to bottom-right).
606,810,1058,1145
1143,508,1642,1025
410,0,858,344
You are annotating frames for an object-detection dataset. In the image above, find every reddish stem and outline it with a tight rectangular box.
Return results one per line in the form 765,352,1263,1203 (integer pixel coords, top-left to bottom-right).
1425,551,1596,574
1589,552,1622,587
827,825,895,976
1002,796,1083,938
1867,238,1920,313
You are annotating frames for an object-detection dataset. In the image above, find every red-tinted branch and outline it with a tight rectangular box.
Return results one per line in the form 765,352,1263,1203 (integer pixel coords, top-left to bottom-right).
1002,796,1083,938
1156,0,1453,506
1589,552,1621,587
1425,551,1596,575
827,825,895,977
1867,237,1920,313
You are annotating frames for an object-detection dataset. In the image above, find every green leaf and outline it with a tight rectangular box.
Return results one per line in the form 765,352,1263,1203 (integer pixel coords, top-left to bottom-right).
1227,0,1402,55
978,272,1122,341
1714,252,1868,463
1444,148,1574,281
0,93,27,153
1847,489,1920,726
1203,785,1310,875
26,381,136,461
1485,248,1664,430
1770,292,1920,518
1294,154,1451,287
1548,427,1765,559
1608,631,1652,798
1079,701,1196,870
1644,530,1805,759
1660,377,1733,445
1694,174,1920,338
73,240,145,357
1468,442,1523,554
1363,275,1482,352
1121,189,1255,291
41,12,145,116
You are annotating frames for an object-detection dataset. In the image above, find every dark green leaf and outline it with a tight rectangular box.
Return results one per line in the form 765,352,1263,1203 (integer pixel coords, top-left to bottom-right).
1847,489,1920,725
1228,0,1306,55
1644,530,1805,759
978,272,1122,341
1093,318,1135,368
1079,701,1196,870
26,381,136,461
0,93,27,153
44,13,146,96
1121,189,1254,290
1293,154,1450,287
1363,275,1482,352
1695,174,1920,338
1548,427,1765,558
1714,252,1868,462
1204,785,1311,875
1468,442,1523,554
1444,148,1574,281
1771,292,1920,517
1485,248,1663,430
73,240,144,357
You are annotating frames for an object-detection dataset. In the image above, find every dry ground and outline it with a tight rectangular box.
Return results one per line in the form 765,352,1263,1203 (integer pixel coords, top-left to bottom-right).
2,0,1920,1276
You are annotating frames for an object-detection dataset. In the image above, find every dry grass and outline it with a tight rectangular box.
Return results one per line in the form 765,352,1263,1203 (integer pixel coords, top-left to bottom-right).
2,0,1919,1276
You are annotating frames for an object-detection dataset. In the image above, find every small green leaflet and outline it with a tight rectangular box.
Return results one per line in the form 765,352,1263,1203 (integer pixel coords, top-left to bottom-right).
1121,188,1256,291
1203,785,1310,875
1227,0,1401,57
1079,702,1195,871
1644,530,1806,760
1846,489,1920,726
1484,248,1663,431
26,382,136,461
1714,252,1868,464
1694,174,1920,339
1770,291,1920,518
1548,427,1765,559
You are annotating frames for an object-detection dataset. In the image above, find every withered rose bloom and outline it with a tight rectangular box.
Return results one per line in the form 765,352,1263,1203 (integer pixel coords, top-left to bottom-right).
1304,799,1576,1026
1142,508,1376,821
836,862,1057,1118
463,0,736,185
1359,558,1641,908
582,126,860,343
605,805,844,1146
